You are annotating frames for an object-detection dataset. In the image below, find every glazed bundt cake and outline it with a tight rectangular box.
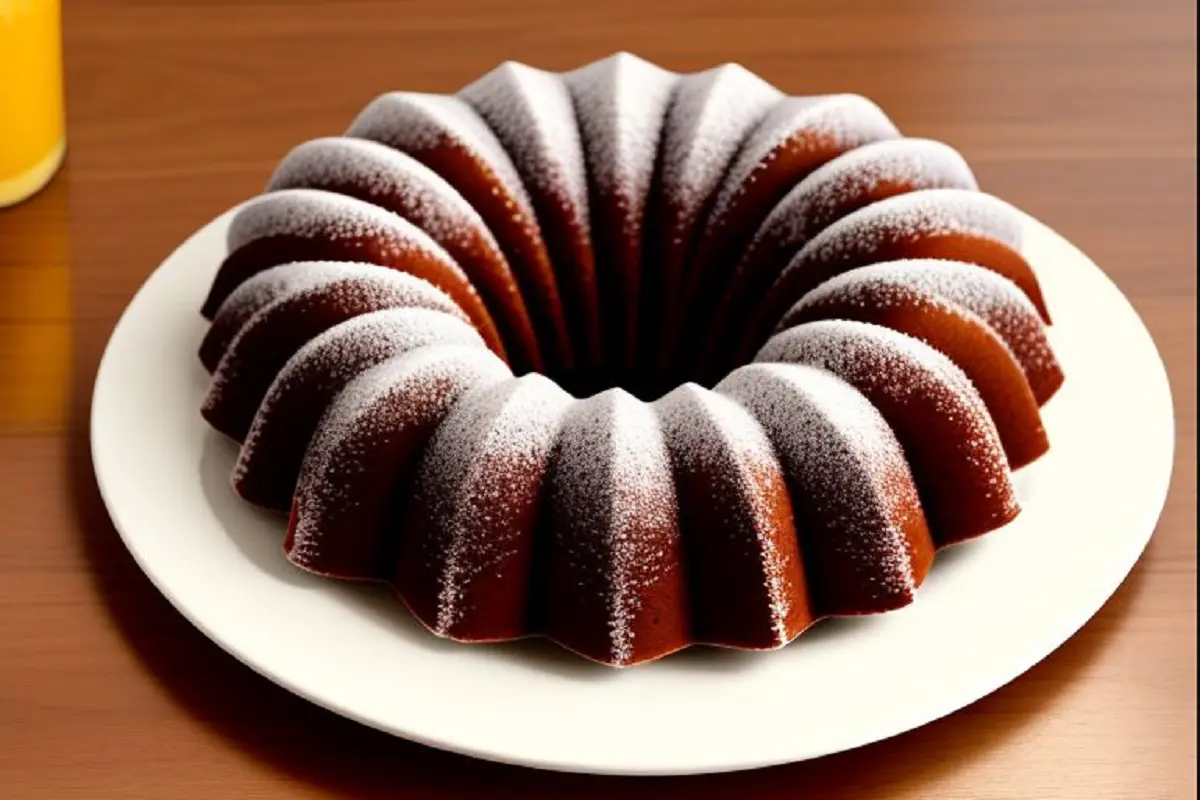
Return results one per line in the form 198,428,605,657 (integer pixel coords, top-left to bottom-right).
200,53,1063,667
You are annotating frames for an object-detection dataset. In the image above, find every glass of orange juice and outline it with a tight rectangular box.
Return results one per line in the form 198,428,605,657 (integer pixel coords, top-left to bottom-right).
1,0,66,208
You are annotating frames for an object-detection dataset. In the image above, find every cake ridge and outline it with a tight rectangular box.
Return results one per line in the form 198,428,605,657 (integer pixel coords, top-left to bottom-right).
202,262,474,441
716,362,931,613
460,61,591,229
706,94,902,232
739,186,1049,364
756,319,1019,544
232,307,486,508
347,87,575,373
267,137,488,246
758,320,995,433
696,137,981,378
739,138,981,279
459,60,601,371
655,383,804,647
228,187,457,259
404,372,574,639
348,92,534,219
793,187,1024,259
657,64,784,221
265,135,544,372
565,52,679,374
208,187,509,355
201,259,399,371
666,92,903,379
287,344,512,576
564,53,678,198
646,64,783,375
546,387,685,665
785,258,1064,405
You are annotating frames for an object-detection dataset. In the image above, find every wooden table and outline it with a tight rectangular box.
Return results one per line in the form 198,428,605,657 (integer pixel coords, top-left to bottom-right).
1,0,1195,796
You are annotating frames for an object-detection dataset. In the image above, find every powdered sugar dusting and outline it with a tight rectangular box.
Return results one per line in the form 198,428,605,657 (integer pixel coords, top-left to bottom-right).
411,373,574,635
745,138,978,265
717,362,922,600
707,95,901,228
346,92,537,221
549,388,680,665
786,188,1023,276
266,137,500,253
205,264,464,406
758,320,982,414
460,62,591,231
658,64,782,230
565,52,678,228
227,188,464,278
205,261,363,364
289,345,512,567
755,320,1015,517
235,308,485,483
793,259,1058,377
655,384,795,645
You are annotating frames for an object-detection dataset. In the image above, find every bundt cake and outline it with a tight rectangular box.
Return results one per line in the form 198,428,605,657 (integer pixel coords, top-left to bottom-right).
199,53,1063,667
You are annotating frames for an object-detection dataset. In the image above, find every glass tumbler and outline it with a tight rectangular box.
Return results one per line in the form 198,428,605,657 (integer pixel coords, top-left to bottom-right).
0,0,66,208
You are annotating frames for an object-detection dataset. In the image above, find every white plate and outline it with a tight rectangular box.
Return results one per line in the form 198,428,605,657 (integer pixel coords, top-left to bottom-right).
91,204,1175,776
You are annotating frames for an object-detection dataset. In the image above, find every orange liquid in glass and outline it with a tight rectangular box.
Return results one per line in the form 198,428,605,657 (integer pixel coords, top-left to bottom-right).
0,0,66,208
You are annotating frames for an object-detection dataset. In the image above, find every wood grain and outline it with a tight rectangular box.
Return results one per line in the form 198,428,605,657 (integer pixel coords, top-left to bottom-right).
1,0,1195,796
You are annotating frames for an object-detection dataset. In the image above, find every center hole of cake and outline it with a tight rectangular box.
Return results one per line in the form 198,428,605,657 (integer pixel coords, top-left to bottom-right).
540,354,727,403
